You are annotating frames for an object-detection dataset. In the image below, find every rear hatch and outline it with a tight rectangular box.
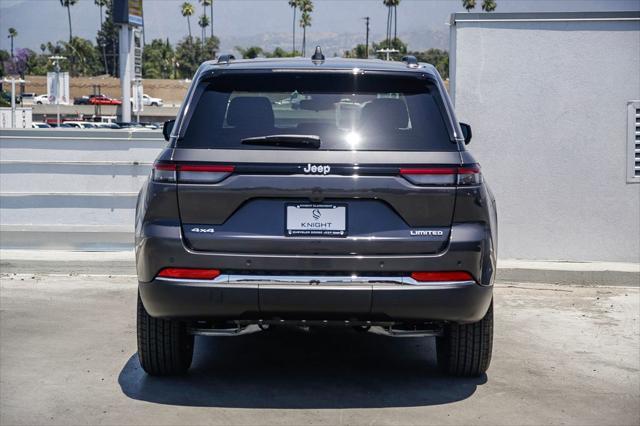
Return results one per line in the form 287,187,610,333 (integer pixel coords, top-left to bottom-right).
164,70,469,256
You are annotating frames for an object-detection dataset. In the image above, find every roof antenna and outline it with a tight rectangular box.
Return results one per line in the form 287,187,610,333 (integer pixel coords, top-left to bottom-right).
311,46,325,63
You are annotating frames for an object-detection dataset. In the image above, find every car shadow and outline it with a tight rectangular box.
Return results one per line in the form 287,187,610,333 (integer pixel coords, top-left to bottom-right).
118,327,486,409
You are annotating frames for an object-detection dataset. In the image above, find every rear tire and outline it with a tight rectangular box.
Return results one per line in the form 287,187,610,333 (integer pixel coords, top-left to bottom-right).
137,293,194,376
436,300,493,377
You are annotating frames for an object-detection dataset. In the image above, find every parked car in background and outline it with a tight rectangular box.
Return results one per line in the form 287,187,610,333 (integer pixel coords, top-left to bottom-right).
61,121,101,129
89,95,122,106
131,94,164,107
34,94,51,105
94,122,121,129
74,95,92,105
0,91,21,105
32,122,52,128
20,93,36,104
114,121,145,129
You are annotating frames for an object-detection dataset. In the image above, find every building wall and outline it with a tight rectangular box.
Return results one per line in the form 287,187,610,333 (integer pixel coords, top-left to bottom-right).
450,12,640,263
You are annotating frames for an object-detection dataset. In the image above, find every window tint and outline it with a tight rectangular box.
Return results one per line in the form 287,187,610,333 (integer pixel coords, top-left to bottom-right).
179,72,455,151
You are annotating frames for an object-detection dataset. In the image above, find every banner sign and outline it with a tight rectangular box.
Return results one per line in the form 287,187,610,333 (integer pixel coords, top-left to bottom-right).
46,72,70,105
132,82,144,113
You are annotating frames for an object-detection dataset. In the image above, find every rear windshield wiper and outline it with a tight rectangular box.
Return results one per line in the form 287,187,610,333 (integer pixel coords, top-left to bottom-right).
240,134,321,149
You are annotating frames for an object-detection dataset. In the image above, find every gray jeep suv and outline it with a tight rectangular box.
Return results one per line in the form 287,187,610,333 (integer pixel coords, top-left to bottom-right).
135,52,497,377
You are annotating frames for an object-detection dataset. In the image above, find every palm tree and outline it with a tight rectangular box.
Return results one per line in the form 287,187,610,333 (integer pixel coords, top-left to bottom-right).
299,0,313,56
181,2,195,40
209,0,214,38
462,0,476,12
200,0,213,38
393,0,400,41
382,0,400,48
95,0,110,74
198,14,210,47
7,28,17,59
288,0,298,54
461,0,497,12
482,0,497,12
60,0,78,43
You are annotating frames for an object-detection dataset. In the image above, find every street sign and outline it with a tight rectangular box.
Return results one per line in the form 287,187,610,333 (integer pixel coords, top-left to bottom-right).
132,82,144,113
0,107,32,129
113,0,144,27
133,29,143,79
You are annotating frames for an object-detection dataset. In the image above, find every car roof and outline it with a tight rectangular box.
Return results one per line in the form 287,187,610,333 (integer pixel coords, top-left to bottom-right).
201,57,439,77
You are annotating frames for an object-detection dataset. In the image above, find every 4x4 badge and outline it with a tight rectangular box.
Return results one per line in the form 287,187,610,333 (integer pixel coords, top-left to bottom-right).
190,227,215,233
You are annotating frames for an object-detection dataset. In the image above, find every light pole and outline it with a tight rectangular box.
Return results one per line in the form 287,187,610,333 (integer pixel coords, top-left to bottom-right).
363,17,370,58
376,48,399,61
2,77,26,128
119,25,132,123
49,55,66,127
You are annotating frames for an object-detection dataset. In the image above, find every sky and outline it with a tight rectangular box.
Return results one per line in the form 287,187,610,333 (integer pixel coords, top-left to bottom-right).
1,0,639,54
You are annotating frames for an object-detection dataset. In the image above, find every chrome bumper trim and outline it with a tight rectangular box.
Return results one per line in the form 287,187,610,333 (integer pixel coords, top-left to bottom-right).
157,274,474,286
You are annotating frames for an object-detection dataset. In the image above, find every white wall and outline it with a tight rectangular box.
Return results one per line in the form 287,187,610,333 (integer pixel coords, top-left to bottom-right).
0,129,165,250
450,12,640,263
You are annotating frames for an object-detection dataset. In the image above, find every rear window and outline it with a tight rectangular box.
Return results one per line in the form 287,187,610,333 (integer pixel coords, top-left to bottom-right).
179,72,456,151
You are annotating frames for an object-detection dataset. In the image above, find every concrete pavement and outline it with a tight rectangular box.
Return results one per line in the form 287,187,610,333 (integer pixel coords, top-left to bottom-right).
1,273,638,425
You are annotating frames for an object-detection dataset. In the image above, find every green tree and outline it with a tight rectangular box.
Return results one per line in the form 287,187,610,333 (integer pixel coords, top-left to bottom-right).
143,38,175,79
411,48,449,79
299,0,313,56
198,14,210,47
343,44,368,59
94,0,110,74
7,28,17,58
96,4,119,76
236,46,263,59
0,49,10,78
181,2,195,40
25,50,49,76
174,35,220,78
266,47,299,58
200,36,220,63
60,0,78,43
62,37,102,76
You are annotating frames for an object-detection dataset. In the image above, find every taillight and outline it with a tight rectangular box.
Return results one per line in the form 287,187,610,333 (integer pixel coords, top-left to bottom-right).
410,271,475,282
457,165,482,185
157,268,221,280
152,162,235,184
400,164,481,186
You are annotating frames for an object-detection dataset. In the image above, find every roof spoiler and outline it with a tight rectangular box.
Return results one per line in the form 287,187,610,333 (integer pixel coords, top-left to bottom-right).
217,54,235,64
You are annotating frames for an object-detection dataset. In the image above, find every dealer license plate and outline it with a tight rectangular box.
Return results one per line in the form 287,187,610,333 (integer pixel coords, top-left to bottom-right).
285,204,347,236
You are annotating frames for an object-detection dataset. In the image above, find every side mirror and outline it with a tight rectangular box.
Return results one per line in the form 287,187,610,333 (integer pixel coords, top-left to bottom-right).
460,122,472,145
162,119,175,141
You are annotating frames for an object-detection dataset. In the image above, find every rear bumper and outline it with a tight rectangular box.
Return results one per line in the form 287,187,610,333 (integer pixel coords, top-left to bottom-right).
139,275,493,324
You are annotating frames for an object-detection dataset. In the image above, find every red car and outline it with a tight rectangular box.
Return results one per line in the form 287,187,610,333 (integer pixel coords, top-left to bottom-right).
89,95,122,106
